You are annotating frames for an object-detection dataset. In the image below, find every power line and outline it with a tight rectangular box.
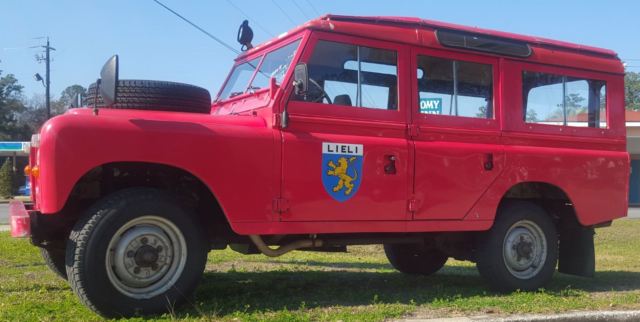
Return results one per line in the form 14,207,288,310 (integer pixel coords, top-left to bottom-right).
270,0,297,26
151,0,240,55
224,0,275,37
303,0,321,16
291,0,311,20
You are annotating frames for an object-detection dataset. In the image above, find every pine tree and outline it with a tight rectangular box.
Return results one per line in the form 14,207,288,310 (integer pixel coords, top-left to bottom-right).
0,158,14,198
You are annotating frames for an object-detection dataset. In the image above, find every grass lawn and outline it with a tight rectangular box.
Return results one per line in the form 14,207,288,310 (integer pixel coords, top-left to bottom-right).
1,219,640,321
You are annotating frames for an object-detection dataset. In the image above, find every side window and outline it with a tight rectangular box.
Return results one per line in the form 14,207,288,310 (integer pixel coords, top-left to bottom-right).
417,55,493,118
523,71,607,128
293,40,398,110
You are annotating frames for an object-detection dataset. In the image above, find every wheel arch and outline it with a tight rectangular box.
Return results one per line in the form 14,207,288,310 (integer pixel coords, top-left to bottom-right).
499,181,595,277
40,161,235,248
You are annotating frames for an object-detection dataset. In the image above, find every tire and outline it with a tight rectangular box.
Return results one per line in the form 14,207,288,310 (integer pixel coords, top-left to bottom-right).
40,247,67,280
83,80,211,114
384,243,448,275
476,201,558,292
66,188,208,318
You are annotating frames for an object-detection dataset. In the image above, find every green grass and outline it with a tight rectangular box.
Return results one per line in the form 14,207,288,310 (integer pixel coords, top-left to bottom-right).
2,219,640,321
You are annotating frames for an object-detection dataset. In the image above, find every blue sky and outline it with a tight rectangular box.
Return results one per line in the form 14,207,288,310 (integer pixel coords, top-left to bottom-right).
2,0,639,100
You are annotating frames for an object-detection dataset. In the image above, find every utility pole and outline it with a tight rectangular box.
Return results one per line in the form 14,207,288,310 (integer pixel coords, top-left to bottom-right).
35,37,55,119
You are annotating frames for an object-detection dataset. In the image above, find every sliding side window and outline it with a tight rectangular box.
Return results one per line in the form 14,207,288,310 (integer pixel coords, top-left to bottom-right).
522,71,607,128
417,55,493,118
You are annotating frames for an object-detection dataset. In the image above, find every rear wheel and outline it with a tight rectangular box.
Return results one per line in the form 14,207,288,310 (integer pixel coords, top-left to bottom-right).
476,201,558,292
66,188,208,317
40,247,67,280
384,243,448,275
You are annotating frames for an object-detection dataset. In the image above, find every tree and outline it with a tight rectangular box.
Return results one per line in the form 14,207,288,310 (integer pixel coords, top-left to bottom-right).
51,84,87,115
626,72,640,110
0,158,14,198
0,71,29,140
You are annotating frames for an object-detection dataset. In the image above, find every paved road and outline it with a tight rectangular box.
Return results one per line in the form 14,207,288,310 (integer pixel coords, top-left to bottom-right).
0,204,639,226
628,207,640,219
0,203,7,225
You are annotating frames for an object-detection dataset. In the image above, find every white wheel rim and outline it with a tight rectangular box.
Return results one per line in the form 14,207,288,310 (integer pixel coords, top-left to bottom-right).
106,216,187,299
502,219,547,280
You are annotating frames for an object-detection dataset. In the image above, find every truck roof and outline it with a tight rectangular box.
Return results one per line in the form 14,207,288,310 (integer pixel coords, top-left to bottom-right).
322,15,618,58
238,14,623,74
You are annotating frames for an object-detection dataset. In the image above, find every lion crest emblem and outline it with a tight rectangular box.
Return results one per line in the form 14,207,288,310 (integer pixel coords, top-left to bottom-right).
322,143,363,202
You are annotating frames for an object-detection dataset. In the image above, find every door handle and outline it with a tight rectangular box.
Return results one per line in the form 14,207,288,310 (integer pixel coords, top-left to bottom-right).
384,155,397,175
484,153,494,171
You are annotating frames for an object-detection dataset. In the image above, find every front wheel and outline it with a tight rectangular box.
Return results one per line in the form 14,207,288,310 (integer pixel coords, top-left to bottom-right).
66,188,208,317
476,201,558,292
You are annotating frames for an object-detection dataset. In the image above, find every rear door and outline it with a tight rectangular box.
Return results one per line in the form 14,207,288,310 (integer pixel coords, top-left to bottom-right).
410,48,504,220
280,32,412,222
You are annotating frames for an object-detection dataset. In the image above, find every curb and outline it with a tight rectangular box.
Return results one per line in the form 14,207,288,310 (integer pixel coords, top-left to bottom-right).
397,310,640,322
0,225,9,232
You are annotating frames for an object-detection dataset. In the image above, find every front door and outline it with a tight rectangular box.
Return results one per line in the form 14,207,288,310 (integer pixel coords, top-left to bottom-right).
280,33,411,222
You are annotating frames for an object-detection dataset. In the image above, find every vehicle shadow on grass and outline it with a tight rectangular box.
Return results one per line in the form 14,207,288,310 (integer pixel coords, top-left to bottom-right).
182,264,640,317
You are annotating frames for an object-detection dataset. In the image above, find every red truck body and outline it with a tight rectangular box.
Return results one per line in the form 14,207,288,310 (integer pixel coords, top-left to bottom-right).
31,15,627,233
12,15,629,317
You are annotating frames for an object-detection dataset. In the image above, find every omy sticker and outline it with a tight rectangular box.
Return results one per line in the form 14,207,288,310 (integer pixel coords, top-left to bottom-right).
420,98,443,115
322,142,363,202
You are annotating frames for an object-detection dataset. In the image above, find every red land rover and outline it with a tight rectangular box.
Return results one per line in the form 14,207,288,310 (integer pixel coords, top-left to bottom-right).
10,15,629,317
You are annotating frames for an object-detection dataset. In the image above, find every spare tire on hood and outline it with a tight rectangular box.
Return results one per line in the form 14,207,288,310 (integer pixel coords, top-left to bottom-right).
83,80,211,114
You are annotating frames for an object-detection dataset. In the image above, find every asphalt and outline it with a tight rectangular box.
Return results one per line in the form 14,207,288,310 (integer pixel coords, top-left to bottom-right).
0,203,7,225
397,310,640,321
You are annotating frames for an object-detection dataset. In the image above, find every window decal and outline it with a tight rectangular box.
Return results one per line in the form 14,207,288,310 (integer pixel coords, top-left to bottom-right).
420,98,443,115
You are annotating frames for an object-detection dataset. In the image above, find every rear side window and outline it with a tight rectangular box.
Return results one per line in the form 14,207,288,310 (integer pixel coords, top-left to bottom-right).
523,71,607,128
417,55,493,118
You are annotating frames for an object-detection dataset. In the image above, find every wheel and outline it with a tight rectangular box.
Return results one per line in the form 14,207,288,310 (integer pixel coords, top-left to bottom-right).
384,243,448,275
66,188,208,318
40,246,67,280
83,80,211,114
476,200,558,292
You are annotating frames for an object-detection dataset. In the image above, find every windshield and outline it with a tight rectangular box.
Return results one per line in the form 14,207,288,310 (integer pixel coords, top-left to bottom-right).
217,39,301,101
218,57,261,100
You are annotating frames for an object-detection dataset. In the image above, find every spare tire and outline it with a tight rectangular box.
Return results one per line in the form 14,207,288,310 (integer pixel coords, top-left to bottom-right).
83,80,211,114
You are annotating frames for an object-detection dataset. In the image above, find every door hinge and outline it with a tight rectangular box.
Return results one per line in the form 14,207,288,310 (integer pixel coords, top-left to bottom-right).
407,124,420,138
408,199,420,213
273,198,290,213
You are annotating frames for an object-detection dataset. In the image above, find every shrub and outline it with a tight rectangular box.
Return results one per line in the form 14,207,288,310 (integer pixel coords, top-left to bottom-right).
0,158,14,198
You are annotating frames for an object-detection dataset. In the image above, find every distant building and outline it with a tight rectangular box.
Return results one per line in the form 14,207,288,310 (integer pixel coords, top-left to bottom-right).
626,111,640,205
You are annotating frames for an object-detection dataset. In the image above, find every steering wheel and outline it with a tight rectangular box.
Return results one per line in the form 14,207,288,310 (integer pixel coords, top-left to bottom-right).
308,78,332,104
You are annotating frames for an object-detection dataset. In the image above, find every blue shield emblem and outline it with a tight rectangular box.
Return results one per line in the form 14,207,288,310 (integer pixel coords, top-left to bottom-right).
322,142,363,202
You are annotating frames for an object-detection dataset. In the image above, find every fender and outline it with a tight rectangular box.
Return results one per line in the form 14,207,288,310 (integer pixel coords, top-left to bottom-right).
36,108,278,227
465,144,629,226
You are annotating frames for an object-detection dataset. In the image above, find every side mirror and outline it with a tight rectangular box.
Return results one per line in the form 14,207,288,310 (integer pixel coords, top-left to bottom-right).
293,63,308,95
99,55,119,106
